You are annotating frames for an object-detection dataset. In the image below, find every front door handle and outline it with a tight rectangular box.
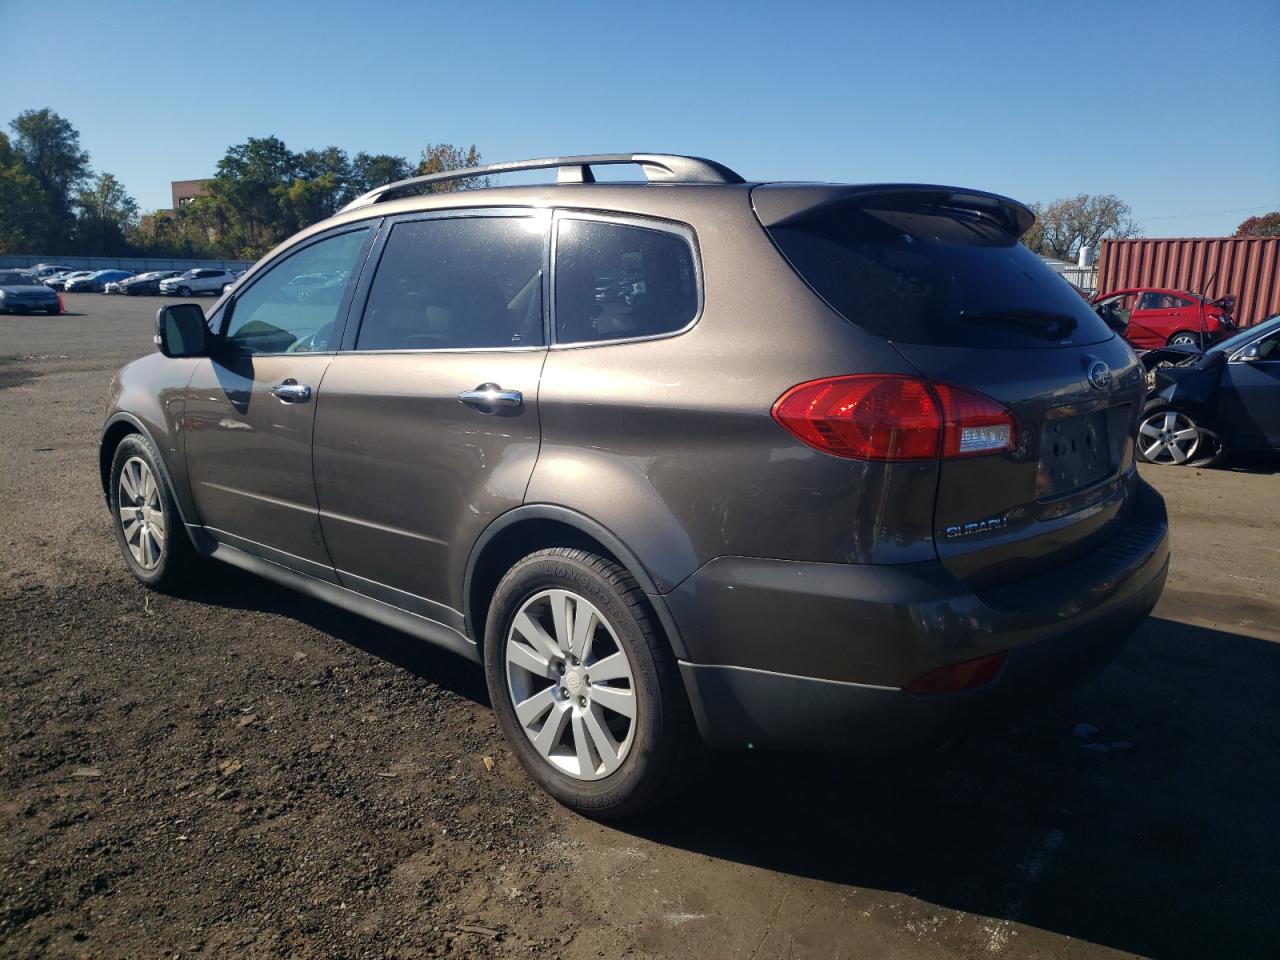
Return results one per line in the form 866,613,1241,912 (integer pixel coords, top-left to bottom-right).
458,383,523,412
270,379,312,403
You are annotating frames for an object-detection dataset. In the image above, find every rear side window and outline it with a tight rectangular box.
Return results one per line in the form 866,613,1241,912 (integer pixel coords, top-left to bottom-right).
766,200,1116,349
356,216,547,351
554,218,698,344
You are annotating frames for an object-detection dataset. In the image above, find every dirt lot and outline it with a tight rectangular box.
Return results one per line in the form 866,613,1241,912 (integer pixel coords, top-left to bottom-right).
2,293,1278,960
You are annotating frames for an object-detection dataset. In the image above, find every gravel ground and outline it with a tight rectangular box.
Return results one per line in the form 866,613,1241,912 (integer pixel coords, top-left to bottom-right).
2,293,1278,959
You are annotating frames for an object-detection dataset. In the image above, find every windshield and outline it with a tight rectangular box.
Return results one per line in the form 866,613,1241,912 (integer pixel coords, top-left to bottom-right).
0,272,34,285
1210,314,1280,355
766,199,1115,349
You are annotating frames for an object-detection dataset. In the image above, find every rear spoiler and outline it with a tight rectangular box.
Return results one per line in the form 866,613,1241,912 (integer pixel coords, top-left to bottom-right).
751,183,1035,239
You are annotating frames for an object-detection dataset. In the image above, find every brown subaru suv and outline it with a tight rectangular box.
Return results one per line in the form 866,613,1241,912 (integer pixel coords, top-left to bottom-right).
101,154,1169,817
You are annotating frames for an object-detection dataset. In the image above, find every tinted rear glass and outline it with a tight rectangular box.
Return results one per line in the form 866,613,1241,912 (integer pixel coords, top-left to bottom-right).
555,218,698,344
767,200,1115,349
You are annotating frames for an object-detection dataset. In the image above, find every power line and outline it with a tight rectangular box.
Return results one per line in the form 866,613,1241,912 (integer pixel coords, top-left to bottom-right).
1137,202,1280,222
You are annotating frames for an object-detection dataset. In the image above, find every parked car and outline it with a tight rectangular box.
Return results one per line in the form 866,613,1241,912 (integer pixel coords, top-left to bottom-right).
1093,286,1236,350
30,263,76,279
158,269,238,297
0,270,62,314
1138,313,1280,466
116,271,182,296
100,153,1169,817
46,270,93,291
65,269,134,293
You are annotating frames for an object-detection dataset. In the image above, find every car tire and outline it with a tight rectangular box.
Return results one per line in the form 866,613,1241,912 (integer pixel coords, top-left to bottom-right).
177,286,192,297
109,433,200,590
483,547,699,819
1168,331,1201,348
45,306,60,315
1136,404,1222,467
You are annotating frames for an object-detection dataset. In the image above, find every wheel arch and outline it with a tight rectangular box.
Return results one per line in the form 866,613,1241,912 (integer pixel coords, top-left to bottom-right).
463,505,689,660
99,413,194,531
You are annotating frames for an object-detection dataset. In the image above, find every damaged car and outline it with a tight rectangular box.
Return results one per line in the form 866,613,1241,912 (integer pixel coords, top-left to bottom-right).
1139,313,1280,466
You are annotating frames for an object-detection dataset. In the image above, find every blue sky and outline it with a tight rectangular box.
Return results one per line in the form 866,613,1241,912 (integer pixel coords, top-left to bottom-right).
2,0,1277,237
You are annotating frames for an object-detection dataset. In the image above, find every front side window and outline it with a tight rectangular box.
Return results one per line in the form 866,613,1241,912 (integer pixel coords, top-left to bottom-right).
554,218,699,344
356,216,547,351
224,228,369,354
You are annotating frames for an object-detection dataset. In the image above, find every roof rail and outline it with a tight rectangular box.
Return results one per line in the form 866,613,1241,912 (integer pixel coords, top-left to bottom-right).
340,153,745,212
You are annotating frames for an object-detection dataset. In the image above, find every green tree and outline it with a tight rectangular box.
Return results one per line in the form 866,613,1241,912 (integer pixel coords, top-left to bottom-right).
348,152,412,200
205,135,299,256
0,132,49,253
75,172,140,255
1234,212,1280,237
281,147,351,229
8,108,91,249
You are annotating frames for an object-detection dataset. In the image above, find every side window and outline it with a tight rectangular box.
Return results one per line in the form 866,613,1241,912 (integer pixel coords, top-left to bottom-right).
356,216,547,351
1254,331,1280,361
555,218,698,344
224,228,369,354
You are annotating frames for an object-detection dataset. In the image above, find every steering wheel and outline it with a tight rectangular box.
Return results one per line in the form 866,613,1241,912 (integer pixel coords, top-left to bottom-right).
287,321,335,353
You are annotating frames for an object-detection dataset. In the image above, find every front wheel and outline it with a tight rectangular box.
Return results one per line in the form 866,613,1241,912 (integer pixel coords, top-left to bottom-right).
109,434,200,589
1137,406,1221,466
484,548,698,818
1168,331,1201,348
177,285,192,297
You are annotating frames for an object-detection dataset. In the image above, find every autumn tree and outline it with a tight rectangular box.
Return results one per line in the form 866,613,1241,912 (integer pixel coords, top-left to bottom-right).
1022,194,1139,260
1233,212,1280,237
415,143,487,191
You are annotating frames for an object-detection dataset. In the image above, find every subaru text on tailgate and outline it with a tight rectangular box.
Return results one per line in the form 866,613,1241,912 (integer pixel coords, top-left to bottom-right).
100,154,1169,817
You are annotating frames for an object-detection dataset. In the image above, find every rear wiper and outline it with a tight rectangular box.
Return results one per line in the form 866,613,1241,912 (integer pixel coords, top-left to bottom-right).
960,309,1078,339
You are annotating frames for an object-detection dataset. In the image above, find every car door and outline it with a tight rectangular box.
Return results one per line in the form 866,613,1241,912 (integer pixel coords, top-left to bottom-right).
183,224,376,575
312,209,549,623
1216,327,1280,450
1130,291,1175,347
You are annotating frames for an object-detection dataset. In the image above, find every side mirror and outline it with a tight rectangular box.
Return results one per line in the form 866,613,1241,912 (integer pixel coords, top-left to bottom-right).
154,303,209,358
1234,343,1261,363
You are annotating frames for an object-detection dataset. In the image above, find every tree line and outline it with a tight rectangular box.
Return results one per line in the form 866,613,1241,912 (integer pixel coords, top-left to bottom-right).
0,108,484,260
5,107,1273,264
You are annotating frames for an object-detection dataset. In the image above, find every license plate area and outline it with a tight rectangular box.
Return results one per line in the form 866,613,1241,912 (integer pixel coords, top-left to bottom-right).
1038,409,1115,497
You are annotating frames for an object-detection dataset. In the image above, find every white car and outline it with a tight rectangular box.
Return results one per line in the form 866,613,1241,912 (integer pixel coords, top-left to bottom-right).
158,268,238,297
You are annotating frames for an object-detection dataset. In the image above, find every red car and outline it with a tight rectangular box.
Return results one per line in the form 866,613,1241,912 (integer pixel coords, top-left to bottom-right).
1093,287,1235,350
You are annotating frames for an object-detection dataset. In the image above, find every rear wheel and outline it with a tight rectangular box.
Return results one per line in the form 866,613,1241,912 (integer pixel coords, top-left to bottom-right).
1168,331,1201,348
1137,405,1221,466
109,434,199,589
483,547,698,818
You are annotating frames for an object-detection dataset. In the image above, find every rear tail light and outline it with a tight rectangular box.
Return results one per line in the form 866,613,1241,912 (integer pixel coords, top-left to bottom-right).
905,651,1007,695
772,375,1016,461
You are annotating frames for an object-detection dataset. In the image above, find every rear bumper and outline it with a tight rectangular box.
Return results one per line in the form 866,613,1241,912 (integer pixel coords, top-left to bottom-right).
672,478,1169,752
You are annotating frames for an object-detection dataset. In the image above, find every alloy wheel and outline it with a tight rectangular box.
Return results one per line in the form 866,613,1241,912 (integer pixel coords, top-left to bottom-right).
1170,333,1199,347
118,456,165,568
504,589,637,781
1138,410,1201,464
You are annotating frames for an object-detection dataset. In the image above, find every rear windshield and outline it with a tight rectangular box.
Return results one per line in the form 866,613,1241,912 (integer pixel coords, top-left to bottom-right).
766,200,1115,349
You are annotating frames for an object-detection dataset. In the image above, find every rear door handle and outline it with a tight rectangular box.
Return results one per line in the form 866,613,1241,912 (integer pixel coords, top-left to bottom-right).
270,379,312,403
458,383,523,412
